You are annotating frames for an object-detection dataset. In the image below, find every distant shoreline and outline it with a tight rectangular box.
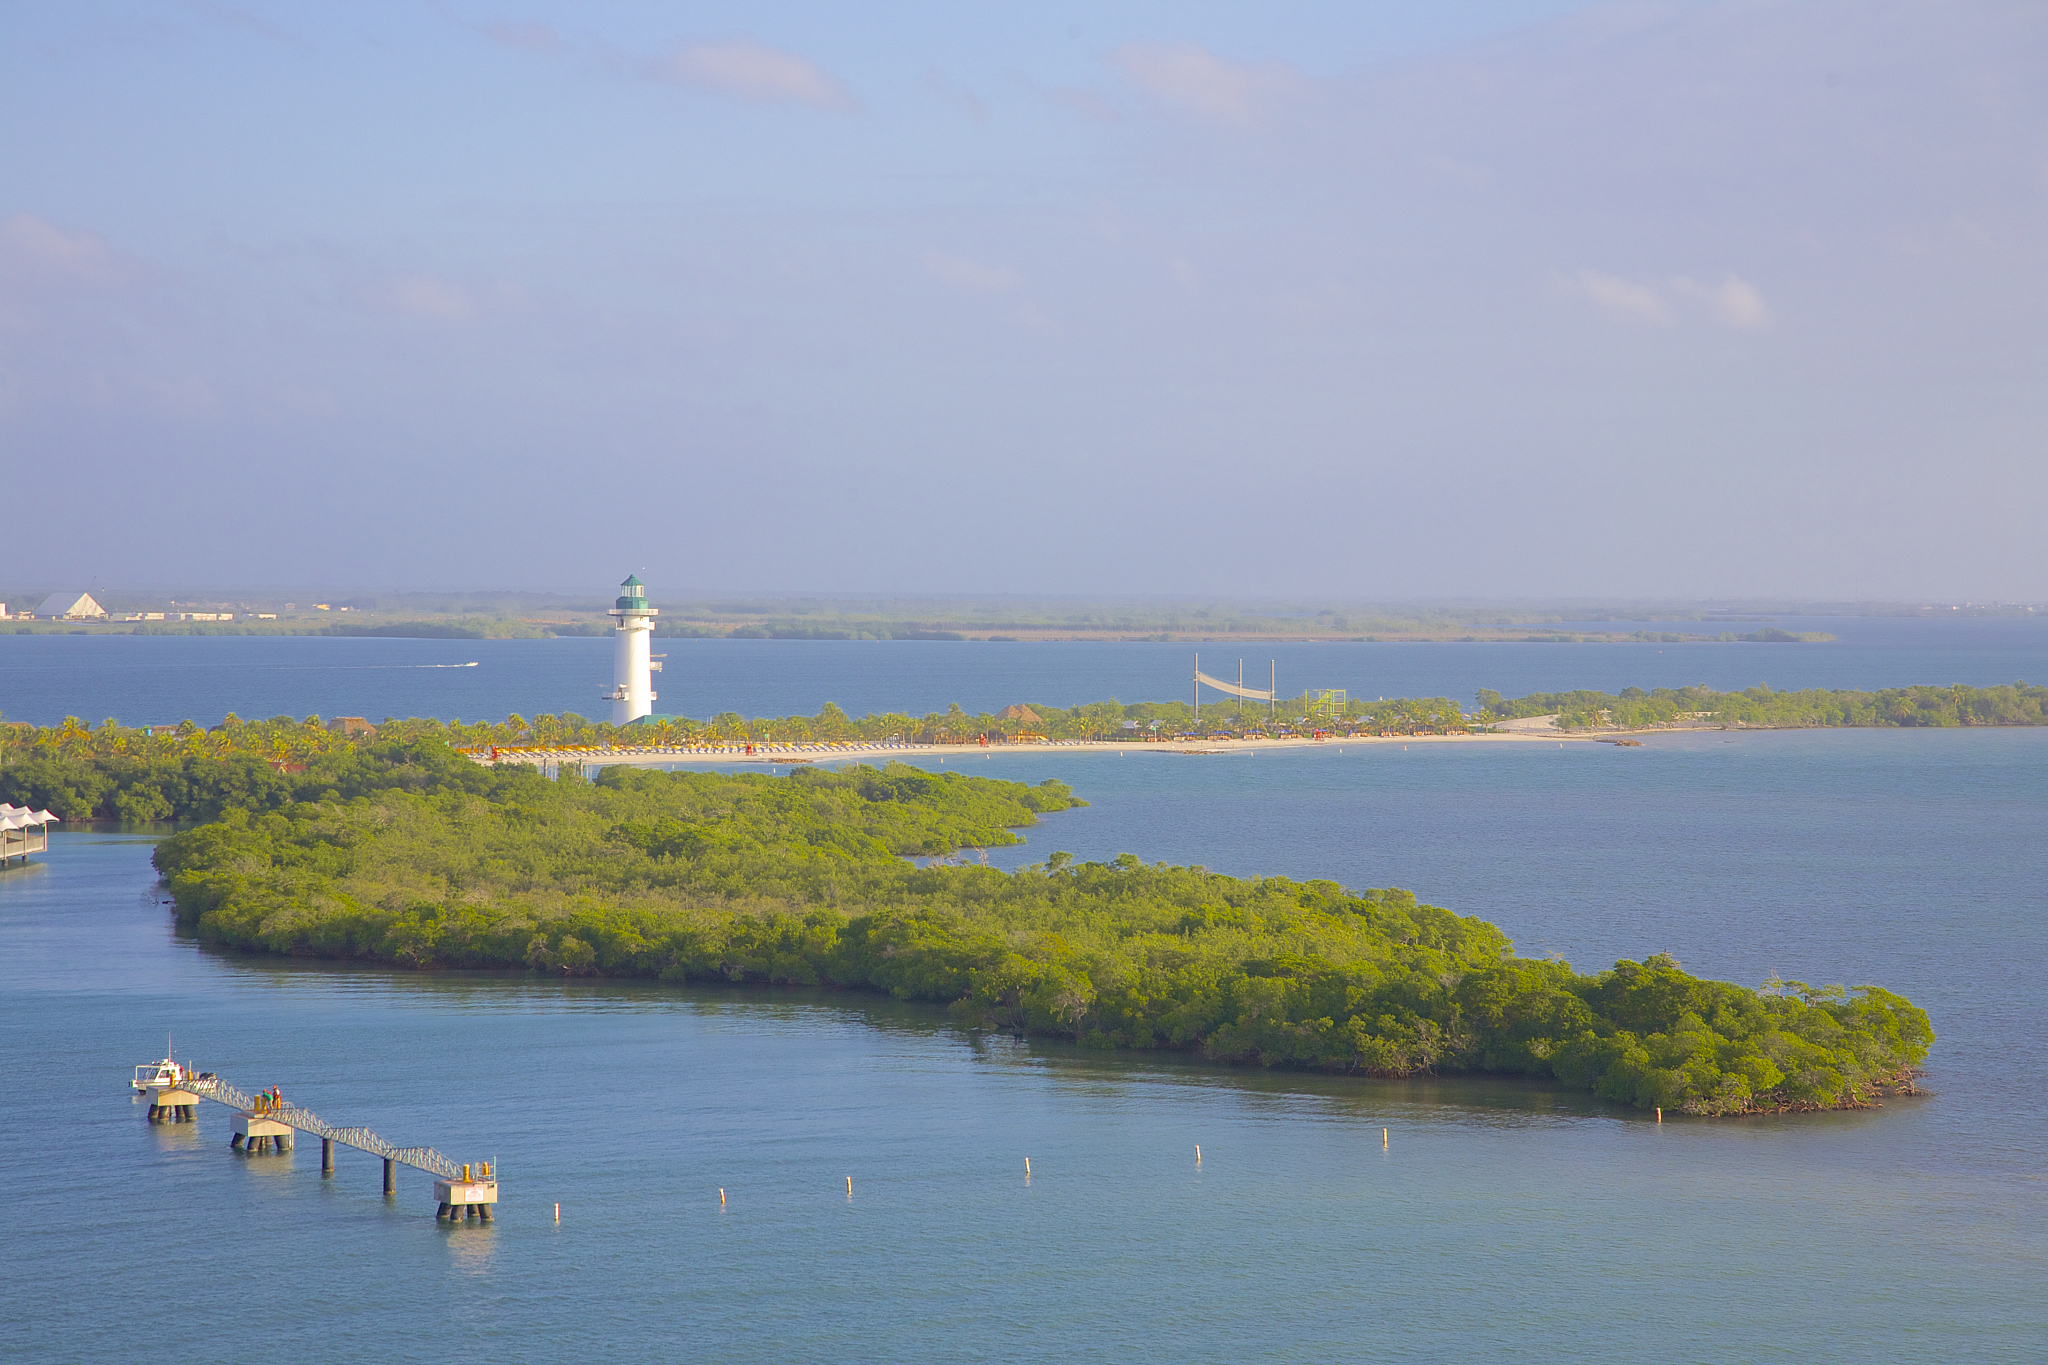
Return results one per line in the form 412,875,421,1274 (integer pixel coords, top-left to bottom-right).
0,621,1838,646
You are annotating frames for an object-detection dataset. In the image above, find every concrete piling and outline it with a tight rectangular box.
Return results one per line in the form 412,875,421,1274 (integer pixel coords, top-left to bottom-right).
234,1108,293,1154
147,1084,202,1124
322,1138,334,1173
434,1168,498,1224
384,1159,395,1196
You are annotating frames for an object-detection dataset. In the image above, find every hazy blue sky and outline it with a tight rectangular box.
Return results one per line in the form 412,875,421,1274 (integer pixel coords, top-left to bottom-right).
3,1,2043,599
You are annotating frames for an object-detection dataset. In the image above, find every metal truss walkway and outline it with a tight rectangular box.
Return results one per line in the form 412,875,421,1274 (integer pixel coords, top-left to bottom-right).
183,1076,464,1179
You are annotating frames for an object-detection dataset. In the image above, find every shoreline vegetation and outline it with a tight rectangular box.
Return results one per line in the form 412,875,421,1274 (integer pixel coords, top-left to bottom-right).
137,742,1928,1118
1,716,1938,1117
2,683,2041,796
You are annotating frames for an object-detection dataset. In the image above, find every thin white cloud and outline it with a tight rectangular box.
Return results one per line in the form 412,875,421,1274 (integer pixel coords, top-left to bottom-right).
0,213,126,285
925,253,1048,332
137,372,219,418
924,253,1021,294
1052,87,1122,125
1676,273,1772,328
256,384,339,418
187,1,295,45
1110,43,1306,126
481,21,567,55
383,273,475,321
654,38,854,110
924,70,987,122
1566,269,1773,329
1570,269,1673,324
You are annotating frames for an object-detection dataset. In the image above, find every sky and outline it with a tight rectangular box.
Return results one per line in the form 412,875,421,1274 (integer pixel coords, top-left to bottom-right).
2,0,2044,600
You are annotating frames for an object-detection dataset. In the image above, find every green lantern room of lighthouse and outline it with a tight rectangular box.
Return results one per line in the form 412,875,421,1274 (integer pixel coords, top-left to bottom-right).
615,575,654,613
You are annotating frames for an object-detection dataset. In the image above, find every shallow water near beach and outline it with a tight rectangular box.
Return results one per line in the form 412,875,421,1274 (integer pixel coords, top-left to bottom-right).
3,720,2043,1362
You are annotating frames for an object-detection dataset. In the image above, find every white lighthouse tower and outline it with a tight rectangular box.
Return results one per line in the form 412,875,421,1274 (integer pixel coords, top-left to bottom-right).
605,575,658,724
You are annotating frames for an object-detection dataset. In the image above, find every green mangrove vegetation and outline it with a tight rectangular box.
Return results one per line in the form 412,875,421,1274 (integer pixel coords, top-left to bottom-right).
3,677,2044,824
29,733,1924,1117
1480,681,2048,731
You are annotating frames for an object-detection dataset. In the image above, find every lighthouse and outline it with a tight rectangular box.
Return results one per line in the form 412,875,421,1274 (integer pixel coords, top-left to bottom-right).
605,575,658,724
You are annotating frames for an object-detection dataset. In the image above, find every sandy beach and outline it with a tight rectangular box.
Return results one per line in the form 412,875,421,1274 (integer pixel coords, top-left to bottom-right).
474,716,1723,770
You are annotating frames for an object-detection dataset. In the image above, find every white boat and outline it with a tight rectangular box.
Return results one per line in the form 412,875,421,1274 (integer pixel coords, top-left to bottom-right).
132,1055,188,1093
130,1036,214,1093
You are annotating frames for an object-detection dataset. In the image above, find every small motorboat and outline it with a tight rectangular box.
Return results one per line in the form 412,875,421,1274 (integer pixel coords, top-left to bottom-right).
132,1054,187,1093
131,1035,211,1093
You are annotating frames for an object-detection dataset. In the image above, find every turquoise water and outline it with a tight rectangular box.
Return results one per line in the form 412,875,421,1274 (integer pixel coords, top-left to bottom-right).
3,723,2043,1361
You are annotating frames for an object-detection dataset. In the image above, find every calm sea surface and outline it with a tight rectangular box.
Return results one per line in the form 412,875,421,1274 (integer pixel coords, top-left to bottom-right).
3,627,2044,1361
0,614,2044,728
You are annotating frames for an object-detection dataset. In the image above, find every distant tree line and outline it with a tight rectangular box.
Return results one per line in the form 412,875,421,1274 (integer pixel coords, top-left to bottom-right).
1477,681,2048,730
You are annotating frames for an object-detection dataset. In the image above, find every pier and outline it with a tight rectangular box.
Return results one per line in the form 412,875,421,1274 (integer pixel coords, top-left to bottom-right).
172,1075,497,1221
1,803,57,866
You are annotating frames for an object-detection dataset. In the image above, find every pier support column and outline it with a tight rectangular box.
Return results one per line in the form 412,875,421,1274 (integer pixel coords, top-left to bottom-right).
233,1110,293,1154
383,1158,395,1196
434,1173,498,1223
150,1087,201,1124
321,1138,334,1174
